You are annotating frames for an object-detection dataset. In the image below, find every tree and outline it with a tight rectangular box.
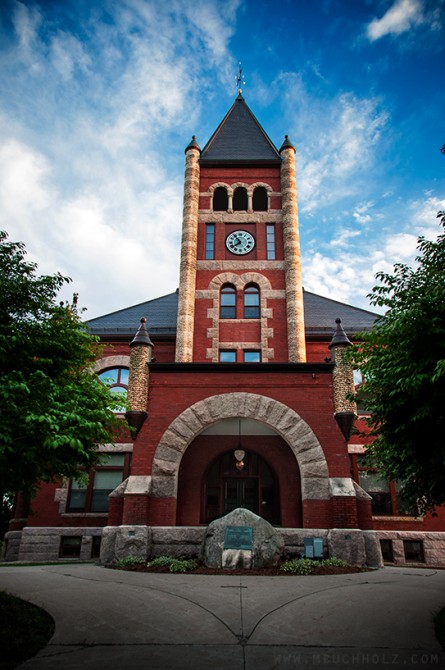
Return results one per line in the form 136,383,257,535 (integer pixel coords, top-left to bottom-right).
348,215,445,515
0,231,124,503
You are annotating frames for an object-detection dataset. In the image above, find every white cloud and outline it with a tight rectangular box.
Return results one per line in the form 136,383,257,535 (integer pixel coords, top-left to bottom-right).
382,232,418,259
353,201,375,225
302,250,376,309
367,0,424,42
11,0,42,62
0,138,53,221
0,0,241,317
329,228,361,248
290,91,388,214
50,32,92,81
303,193,445,311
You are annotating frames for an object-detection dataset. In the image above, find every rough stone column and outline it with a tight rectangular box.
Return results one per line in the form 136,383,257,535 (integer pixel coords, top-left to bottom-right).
329,318,357,440
280,136,306,362
175,137,201,362
125,318,153,436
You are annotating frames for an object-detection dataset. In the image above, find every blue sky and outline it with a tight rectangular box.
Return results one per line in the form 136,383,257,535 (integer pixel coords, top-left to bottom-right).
0,0,444,318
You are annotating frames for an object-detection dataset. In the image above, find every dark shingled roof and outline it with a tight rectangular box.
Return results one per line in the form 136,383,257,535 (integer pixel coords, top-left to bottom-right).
303,291,378,336
199,94,282,164
87,290,378,338
87,292,179,337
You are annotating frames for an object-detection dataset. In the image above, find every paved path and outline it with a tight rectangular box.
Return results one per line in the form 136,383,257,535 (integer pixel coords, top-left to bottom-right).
0,564,444,669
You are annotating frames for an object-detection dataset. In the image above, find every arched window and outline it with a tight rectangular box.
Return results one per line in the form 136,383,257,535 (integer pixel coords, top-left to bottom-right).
253,186,268,211
98,367,129,412
213,186,228,211
233,187,247,211
244,284,260,319
220,284,236,319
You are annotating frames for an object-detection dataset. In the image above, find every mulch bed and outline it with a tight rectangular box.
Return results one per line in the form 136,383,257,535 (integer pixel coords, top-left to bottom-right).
113,564,369,576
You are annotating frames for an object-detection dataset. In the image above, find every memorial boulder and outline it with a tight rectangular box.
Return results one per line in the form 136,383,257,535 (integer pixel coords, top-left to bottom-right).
202,508,284,569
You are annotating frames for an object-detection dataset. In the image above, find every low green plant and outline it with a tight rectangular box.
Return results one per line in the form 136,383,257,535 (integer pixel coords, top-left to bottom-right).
115,556,147,567
281,558,315,575
147,556,175,568
147,556,198,573
280,556,349,574
320,557,348,568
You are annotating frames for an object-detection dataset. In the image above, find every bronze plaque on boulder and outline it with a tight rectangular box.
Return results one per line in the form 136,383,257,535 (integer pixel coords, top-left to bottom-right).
224,526,253,550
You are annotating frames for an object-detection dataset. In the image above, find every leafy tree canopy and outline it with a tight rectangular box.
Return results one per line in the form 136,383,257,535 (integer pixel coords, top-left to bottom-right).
348,215,445,515
0,231,124,499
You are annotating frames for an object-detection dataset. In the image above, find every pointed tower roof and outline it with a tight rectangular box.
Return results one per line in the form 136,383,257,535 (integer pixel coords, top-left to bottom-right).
130,318,154,348
199,93,281,165
328,318,352,350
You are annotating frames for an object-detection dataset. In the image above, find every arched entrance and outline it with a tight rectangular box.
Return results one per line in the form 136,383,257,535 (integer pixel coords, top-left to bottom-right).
176,416,302,526
152,392,330,527
203,449,280,524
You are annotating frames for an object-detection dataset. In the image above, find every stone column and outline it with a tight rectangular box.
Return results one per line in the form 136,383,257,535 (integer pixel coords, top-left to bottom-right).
175,137,200,362
328,318,357,440
280,136,306,362
125,318,153,437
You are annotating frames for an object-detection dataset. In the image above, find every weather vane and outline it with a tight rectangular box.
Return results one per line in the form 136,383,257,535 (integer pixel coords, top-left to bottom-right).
236,62,246,94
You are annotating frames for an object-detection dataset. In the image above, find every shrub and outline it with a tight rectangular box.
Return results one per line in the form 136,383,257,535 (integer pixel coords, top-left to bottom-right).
146,556,174,568
115,556,147,567
281,558,315,575
280,556,349,574
147,556,198,573
320,557,348,567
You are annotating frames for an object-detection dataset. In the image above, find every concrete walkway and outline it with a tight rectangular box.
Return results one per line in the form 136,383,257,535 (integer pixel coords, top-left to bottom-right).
0,564,444,669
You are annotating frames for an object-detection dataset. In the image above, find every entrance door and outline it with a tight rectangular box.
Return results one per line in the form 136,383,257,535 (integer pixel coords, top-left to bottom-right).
223,478,259,515
203,450,279,524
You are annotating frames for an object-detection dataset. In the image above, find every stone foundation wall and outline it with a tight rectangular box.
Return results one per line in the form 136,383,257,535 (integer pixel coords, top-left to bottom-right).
98,526,383,567
5,526,445,568
377,530,445,567
3,527,103,562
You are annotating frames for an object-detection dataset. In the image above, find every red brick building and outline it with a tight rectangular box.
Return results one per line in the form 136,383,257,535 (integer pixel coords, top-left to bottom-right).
5,94,445,566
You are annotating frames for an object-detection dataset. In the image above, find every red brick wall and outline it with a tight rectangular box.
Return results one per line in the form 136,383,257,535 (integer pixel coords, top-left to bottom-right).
134,366,349,475
199,166,282,194
27,482,109,528
194,163,291,363
357,497,373,530
302,499,333,528
101,339,175,363
149,498,177,526
332,496,358,528
122,495,149,525
108,497,124,526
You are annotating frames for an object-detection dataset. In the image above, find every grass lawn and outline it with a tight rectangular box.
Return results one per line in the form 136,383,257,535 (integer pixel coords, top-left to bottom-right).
0,591,54,670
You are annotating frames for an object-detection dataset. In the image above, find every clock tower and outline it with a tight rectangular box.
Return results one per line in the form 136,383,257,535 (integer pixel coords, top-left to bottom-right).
175,93,306,364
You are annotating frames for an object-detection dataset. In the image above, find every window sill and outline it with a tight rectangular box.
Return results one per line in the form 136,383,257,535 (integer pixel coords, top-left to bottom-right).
62,513,109,517
372,515,424,522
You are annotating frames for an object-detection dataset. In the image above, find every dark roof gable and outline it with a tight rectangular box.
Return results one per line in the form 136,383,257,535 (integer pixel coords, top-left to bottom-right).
87,290,378,338
199,94,281,165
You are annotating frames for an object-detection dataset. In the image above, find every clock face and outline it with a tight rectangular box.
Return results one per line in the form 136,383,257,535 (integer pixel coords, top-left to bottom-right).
226,230,255,255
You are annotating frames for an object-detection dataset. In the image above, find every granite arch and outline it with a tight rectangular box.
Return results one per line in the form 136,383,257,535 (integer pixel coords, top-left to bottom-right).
151,392,329,500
